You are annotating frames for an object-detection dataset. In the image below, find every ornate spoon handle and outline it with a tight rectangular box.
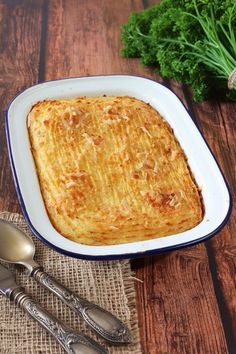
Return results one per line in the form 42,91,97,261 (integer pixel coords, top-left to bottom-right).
32,267,132,344
9,287,107,354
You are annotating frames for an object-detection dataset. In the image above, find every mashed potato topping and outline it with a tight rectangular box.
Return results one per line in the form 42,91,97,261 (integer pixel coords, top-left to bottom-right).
28,96,203,245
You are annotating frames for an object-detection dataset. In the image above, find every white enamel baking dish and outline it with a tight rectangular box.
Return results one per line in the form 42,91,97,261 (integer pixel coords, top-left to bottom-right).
5,75,232,259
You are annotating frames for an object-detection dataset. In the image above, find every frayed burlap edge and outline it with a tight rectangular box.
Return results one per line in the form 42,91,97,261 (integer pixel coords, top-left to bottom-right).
0,212,142,354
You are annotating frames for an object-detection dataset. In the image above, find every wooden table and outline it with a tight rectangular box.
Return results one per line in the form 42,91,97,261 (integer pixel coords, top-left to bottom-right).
0,1,235,353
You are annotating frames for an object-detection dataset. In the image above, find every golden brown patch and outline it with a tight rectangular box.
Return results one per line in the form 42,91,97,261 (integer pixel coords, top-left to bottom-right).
28,96,203,245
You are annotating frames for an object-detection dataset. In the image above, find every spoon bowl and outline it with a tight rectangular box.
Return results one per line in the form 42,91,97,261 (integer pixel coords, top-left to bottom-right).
0,218,132,343
0,219,36,267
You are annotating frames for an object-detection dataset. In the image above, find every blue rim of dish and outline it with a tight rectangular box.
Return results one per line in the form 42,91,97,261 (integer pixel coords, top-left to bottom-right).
5,74,233,260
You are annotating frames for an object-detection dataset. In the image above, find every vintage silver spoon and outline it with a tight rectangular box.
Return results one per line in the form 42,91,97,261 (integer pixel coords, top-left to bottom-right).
0,263,107,354
0,219,132,344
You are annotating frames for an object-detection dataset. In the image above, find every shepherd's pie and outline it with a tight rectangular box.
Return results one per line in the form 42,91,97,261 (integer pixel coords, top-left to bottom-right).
28,96,203,245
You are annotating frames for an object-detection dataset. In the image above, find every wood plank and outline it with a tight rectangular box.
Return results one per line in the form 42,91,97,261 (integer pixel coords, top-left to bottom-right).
188,98,236,351
0,0,43,212
45,1,230,353
133,247,229,354
44,0,161,80
159,65,236,353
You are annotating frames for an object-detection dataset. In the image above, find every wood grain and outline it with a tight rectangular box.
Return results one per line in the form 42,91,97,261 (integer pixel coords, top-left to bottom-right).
0,1,235,353
44,0,162,80
0,0,43,212
189,98,236,351
158,68,236,353
158,60,236,354
133,247,228,354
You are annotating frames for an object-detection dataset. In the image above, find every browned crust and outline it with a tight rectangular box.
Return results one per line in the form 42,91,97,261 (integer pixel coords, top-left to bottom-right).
28,96,204,245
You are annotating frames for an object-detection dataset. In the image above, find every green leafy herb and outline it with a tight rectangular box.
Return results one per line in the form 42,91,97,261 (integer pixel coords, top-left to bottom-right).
121,0,236,101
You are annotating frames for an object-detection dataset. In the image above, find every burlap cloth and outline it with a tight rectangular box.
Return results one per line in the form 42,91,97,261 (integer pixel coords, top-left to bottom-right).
0,212,142,354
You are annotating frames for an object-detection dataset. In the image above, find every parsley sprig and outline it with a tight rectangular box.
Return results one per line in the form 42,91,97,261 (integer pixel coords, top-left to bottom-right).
121,0,236,101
